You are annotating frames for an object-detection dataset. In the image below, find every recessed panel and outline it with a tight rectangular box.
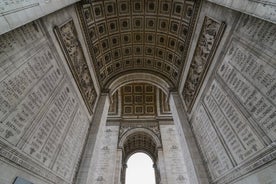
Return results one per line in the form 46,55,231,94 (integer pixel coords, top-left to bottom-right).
121,83,156,116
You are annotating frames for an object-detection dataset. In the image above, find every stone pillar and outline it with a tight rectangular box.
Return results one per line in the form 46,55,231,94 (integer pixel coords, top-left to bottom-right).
120,163,127,184
157,149,168,184
114,149,123,184
169,92,209,184
75,93,110,184
153,163,160,184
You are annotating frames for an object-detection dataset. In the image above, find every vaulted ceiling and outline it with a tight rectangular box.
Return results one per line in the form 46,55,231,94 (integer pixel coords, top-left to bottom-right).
123,132,158,162
77,0,201,89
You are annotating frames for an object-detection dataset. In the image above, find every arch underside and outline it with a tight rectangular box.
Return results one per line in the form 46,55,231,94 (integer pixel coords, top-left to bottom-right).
119,128,162,184
119,128,162,163
108,72,172,96
77,0,201,89
104,69,175,91
123,132,158,162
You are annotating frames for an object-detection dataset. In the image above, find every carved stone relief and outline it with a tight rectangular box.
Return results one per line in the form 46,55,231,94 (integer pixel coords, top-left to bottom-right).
159,89,171,115
54,19,97,115
182,16,226,112
108,91,119,115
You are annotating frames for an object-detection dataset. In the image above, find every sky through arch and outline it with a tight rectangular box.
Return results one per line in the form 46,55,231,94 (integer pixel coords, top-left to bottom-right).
126,153,155,184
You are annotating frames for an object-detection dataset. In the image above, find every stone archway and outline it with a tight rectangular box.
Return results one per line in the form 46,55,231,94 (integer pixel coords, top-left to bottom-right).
125,153,156,184
118,128,163,184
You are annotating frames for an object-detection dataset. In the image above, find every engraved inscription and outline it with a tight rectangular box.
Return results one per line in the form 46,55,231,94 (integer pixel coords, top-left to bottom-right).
23,83,77,167
0,44,63,145
0,0,39,15
236,14,276,48
53,108,89,181
218,40,276,141
0,20,91,183
0,21,43,61
192,105,233,179
204,81,264,163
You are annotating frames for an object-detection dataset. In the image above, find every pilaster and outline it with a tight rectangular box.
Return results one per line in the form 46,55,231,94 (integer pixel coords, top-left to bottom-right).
169,92,209,184
75,93,110,184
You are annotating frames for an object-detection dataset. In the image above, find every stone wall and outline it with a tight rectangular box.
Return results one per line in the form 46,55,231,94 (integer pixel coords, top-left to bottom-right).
0,0,80,35
85,125,119,183
84,120,191,184
160,124,190,184
0,5,98,184
206,0,276,24
181,1,276,184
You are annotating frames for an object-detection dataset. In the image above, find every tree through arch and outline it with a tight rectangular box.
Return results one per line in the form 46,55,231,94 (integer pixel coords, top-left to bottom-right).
126,152,155,184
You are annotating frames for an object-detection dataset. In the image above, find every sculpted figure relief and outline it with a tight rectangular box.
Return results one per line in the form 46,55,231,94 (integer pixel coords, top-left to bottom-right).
182,17,224,111
55,20,97,114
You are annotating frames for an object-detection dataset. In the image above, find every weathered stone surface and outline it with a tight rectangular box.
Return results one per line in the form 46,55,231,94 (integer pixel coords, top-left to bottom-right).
218,39,276,141
192,104,233,179
0,0,80,35
206,0,276,24
54,19,97,115
182,16,225,112
160,125,190,184
188,2,276,184
87,126,119,184
204,81,265,163
1,1,276,184
0,10,91,184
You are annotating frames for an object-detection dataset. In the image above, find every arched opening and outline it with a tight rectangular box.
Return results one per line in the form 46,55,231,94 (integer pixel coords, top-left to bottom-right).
125,153,155,184
118,129,162,184
110,82,170,184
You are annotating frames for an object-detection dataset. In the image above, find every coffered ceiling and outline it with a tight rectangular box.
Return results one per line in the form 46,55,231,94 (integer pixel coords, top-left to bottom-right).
77,0,201,89
121,83,156,116
108,83,171,117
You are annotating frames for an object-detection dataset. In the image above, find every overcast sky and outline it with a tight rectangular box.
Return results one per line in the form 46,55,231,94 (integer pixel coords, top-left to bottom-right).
126,153,155,184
